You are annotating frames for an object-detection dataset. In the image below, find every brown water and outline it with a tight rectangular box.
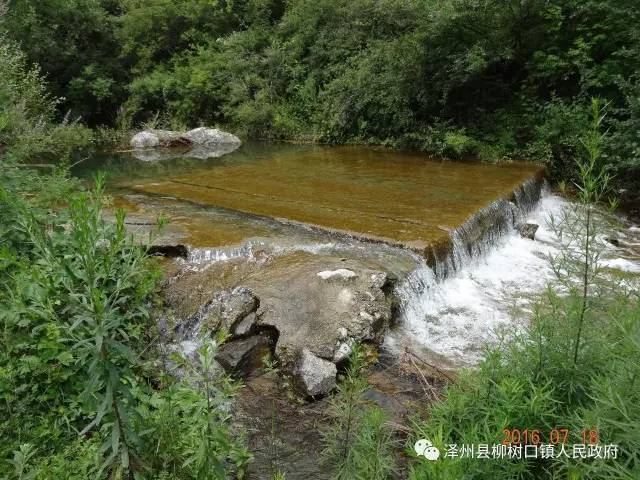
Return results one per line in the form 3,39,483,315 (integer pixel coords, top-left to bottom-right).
83,143,542,252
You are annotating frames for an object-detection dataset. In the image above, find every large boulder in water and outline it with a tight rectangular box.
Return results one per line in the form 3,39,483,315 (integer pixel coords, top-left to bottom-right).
182,127,241,146
130,129,186,149
130,127,241,161
130,131,160,149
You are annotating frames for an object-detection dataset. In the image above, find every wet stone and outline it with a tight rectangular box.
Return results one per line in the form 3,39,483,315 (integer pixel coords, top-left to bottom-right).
215,334,272,376
295,349,337,397
233,312,257,336
516,222,539,240
147,244,188,258
224,287,259,331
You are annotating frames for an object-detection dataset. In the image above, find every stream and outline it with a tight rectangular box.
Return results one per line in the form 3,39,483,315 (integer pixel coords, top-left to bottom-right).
76,142,640,369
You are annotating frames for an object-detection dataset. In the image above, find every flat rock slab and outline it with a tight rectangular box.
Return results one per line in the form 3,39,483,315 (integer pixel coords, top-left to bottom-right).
162,251,397,371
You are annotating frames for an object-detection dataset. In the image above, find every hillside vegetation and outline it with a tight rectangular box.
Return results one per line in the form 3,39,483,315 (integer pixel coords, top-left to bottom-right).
2,0,640,187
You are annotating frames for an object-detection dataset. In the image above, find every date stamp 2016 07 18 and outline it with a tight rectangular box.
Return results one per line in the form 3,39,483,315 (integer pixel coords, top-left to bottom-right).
501,428,599,445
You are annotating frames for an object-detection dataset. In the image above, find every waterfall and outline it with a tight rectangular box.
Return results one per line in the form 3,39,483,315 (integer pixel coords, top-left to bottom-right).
428,177,544,279
392,177,550,366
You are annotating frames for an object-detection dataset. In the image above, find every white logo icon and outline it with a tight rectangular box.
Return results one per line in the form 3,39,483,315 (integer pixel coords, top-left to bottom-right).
414,439,440,461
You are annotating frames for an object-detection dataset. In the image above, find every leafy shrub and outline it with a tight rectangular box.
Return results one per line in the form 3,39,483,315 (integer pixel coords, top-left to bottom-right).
0,167,248,478
322,345,397,480
0,37,93,163
442,130,477,159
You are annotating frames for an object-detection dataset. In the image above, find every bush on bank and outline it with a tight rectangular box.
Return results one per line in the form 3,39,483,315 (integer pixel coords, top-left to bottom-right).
410,100,640,480
0,37,249,480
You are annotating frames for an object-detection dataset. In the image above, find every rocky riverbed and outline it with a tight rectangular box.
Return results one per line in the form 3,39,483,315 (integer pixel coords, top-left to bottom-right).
158,250,399,396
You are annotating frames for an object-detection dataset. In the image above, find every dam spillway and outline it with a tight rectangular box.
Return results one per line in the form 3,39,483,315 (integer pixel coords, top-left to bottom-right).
104,143,544,262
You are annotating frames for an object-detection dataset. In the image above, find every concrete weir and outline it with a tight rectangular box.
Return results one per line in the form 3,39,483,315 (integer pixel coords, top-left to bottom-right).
122,144,545,268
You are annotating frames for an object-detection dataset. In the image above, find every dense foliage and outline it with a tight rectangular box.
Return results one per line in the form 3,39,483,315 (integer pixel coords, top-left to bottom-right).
0,167,249,479
0,36,248,479
2,0,640,187
0,34,93,162
411,291,640,479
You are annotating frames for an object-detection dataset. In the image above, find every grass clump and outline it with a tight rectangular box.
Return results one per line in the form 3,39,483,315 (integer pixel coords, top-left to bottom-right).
322,345,397,480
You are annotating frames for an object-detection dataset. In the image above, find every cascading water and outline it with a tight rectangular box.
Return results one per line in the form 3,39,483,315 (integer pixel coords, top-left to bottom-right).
180,177,556,367
390,182,640,367
429,177,544,278
161,169,638,370
187,241,261,265
391,179,558,366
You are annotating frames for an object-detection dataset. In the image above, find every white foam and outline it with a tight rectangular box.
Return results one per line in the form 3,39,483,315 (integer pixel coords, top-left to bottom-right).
317,268,357,280
601,257,640,273
394,193,640,367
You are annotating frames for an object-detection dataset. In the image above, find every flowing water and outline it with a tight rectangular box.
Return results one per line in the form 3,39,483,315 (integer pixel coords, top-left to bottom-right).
79,143,542,254
78,143,640,368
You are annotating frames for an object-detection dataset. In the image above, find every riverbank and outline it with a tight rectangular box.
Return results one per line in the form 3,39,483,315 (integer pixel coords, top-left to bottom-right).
4,12,640,476
4,139,640,478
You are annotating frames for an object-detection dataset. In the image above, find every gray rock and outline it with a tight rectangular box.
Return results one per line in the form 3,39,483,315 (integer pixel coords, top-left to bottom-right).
130,131,159,149
162,253,397,394
172,287,259,340
233,312,257,336
130,130,185,149
232,256,395,367
225,287,259,331
182,127,241,146
516,222,539,240
130,127,239,149
215,334,272,376
333,339,353,363
131,142,240,162
296,349,337,396
130,127,241,161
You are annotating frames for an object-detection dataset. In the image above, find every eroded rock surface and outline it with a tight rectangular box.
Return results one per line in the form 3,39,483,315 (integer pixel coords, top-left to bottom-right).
160,252,397,395
252,259,394,367
171,286,260,340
